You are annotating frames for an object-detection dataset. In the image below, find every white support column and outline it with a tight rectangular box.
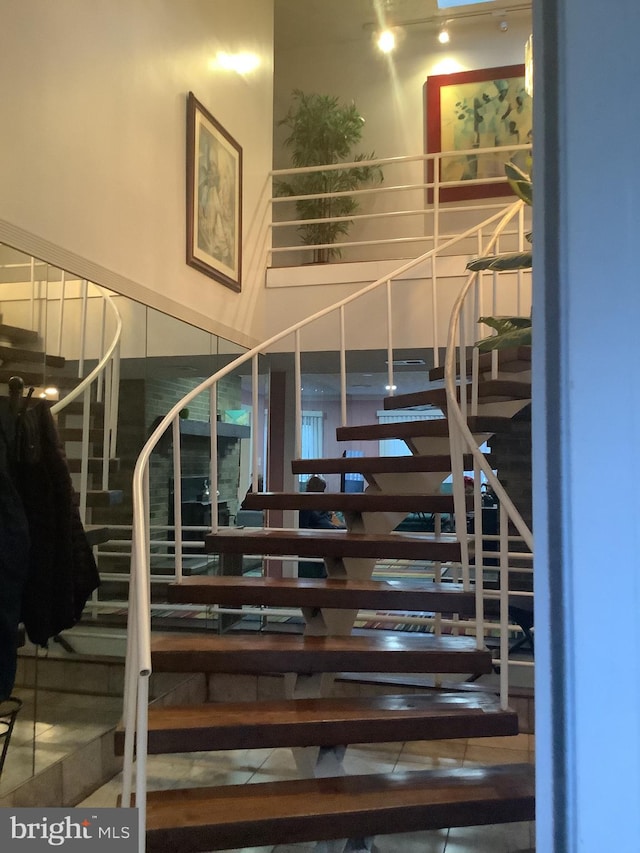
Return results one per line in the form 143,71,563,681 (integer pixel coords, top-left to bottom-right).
534,2,640,849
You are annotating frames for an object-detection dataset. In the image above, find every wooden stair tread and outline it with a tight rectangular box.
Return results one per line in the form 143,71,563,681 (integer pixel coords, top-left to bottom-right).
205,527,461,561
151,632,493,675
0,369,78,387
86,489,124,507
0,344,65,368
115,692,518,755
58,427,105,443
143,763,535,852
242,490,461,513
336,416,512,442
84,524,111,546
167,576,476,613
67,457,119,473
56,400,105,418
429,346,532,381
0,323,39,345
385,380,532,411
292,453,483,476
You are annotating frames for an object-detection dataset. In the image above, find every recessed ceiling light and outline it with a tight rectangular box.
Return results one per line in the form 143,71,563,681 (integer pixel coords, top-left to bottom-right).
377,29,396,53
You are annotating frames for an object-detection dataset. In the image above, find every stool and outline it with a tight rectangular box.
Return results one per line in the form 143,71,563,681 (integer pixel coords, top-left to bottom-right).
0,696,22,777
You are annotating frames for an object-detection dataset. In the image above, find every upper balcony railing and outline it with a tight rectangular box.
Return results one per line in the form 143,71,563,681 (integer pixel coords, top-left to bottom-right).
270,143,532,267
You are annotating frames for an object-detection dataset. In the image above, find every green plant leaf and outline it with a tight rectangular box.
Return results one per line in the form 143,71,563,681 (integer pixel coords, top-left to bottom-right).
505,161,532,205
477,326,532,351
467,251,532,272
479,315,532,330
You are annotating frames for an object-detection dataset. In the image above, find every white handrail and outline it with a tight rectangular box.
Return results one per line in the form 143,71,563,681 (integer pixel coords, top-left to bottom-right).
444,201,533,550
271,143,531,177
51,287,122,415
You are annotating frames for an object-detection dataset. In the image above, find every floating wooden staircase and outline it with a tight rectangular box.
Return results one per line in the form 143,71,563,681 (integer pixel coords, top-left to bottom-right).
120,346,535,851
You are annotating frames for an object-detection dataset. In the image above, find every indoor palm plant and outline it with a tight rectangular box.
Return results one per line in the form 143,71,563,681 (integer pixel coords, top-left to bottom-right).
276,90,383,262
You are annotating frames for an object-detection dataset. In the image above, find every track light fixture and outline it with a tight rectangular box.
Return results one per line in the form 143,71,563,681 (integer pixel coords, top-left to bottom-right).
377,28,396,53
438,24,450,44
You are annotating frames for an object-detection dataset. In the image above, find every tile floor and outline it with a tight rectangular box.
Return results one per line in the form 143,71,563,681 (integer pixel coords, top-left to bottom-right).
0,687,122,798
79,728,535,852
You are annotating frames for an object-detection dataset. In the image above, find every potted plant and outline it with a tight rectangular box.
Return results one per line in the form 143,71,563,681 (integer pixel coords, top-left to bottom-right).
276,90,383,262
466,161,533,350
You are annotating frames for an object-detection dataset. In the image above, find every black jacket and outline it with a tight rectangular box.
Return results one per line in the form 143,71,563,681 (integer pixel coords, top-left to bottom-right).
13,401,100,648
0,400,30,700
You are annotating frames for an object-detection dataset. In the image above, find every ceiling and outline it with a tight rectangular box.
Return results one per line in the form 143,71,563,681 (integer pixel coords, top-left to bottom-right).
275,0,532,49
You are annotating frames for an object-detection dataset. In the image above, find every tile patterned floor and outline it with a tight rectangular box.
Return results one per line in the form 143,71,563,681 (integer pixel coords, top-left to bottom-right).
0,687,122,798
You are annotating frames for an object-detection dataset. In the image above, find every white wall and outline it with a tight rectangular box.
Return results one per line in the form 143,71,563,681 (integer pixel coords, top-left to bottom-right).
0,0,274,347
274,9,532,166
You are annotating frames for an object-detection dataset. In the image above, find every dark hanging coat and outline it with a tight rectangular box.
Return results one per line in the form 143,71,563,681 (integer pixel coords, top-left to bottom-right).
0,400,30,701
13,401,100,648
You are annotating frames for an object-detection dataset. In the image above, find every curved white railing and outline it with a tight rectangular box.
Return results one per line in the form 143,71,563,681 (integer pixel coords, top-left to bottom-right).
0,248,122,521
51,285,122,515
445,200,533,707
120,198,532,835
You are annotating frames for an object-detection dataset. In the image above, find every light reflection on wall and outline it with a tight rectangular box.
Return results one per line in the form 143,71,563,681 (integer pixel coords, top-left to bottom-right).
212,51,261,75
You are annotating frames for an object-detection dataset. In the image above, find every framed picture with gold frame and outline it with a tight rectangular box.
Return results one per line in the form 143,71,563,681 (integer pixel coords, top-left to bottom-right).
186,92,242,291
425,64,531,202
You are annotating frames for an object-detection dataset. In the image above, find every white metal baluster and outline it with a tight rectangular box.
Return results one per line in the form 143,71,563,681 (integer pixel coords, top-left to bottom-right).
499,501,509,709
431,152,441,368
134,464,152,850
386,279,394,395
121,560,139,807
79,386,91,523
473,454,484,647
42,266,49,384
517,203,525,316
172,416,183,580
78,279,88,379
96,295,107,404
56,271,66,358
471,276,480,415
135,670,149,853
109,340,121,462
294,329,302,459
450,425,470,589
209,384,218,534
102,359,113,492
29,257,36,329
251,355,260,492
459,308,468,422
339,305,347,426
